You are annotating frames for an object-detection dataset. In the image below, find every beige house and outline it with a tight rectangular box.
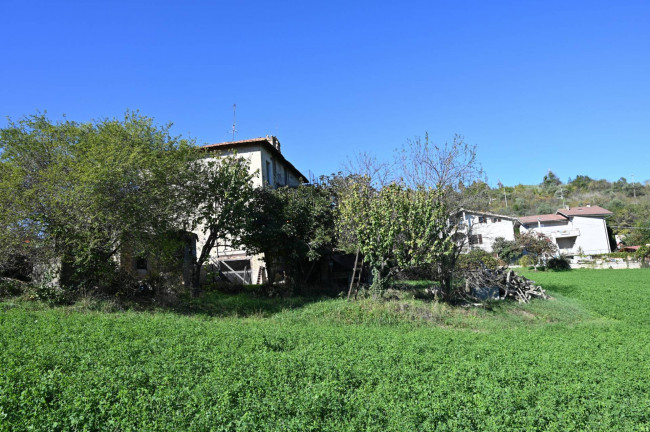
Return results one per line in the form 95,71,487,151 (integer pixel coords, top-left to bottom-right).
197,136,307,284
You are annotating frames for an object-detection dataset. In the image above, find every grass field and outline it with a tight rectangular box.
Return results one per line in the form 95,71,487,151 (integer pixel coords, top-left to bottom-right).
1,269,650,431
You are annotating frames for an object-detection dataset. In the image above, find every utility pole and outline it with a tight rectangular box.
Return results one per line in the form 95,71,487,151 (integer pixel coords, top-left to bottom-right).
632,174,637,200
559,184,566,208
231,104,237,141
498,180,507,208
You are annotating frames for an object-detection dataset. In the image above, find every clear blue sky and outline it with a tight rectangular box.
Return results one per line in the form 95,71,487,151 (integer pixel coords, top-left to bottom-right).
2,0,648,186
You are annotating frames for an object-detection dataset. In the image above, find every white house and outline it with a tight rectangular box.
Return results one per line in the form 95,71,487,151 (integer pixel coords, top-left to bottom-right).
456,209,518,253
197,136,307,284
518,205,613,255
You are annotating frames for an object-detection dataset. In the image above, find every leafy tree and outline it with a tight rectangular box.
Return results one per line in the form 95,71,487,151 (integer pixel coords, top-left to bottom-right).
241,184,335,286
0,112,195,290
182,154,255,296
492,237,522,263
517,231,557,270
337,178,456,295
541,171,562,189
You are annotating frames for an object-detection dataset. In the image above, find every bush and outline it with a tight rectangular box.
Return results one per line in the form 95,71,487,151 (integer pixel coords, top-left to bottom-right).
519,255,533,267
0,278,27,297
456,250,499,271
492,237,522,263
547,256,571,271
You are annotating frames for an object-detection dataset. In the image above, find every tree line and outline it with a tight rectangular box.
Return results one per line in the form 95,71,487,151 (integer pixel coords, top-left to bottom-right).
3,113,643,301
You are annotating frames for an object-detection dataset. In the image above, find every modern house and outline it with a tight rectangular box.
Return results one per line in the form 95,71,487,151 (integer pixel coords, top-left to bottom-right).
455,209,518,253
197,136,307,284
518,205,613,255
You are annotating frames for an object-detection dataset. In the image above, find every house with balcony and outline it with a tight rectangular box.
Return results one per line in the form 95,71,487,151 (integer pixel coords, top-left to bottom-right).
518,205,613,255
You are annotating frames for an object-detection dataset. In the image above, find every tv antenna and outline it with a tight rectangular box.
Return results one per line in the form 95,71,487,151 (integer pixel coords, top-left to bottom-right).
231,104,238,141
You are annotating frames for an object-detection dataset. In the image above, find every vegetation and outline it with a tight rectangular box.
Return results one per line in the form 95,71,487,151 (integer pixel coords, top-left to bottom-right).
491,237,522,263
2,269,650,430
474,172,650,246
183,153,255,295
546,256,572,271
241,184,335,285
455,249,499,271
0,112,197,292
517,231,557,270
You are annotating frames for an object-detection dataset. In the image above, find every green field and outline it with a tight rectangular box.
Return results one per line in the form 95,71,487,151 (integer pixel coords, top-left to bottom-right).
2,269,650,431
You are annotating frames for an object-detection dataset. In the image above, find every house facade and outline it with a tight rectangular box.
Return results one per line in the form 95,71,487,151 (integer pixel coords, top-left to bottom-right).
456,209,518,253
518,205,612,255
197,136,307,284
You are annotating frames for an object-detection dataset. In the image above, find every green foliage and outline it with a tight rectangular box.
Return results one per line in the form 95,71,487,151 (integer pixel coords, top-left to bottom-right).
456,249,499,271
546,256,572,271
182,153,255,294
636,245,650,260
2,269,650,430
242,184,335,285
519,255,533,267
0,112,196,291
337,178,455,294
492,237,522,263
517,231,557,269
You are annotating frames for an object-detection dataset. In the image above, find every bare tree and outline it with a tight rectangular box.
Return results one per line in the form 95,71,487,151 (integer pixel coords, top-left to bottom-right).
398,133,485,198
342,151,396,189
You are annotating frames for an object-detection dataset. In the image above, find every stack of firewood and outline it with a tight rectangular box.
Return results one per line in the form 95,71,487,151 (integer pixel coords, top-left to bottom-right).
462,267,549,303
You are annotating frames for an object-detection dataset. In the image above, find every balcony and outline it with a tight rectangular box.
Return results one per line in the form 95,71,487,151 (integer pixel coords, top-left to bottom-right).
551,228,580,238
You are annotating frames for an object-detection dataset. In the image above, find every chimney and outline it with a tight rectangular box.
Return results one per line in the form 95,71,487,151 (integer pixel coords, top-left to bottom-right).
269,136,281,153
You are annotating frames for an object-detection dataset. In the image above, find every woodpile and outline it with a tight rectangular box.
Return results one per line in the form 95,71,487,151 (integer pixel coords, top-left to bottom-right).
462,267,549,303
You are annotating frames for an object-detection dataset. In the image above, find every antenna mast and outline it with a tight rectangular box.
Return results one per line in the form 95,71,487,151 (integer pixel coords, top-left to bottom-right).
231,104,237,141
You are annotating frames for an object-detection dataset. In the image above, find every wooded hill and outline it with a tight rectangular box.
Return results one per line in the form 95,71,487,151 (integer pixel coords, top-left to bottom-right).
465,172,650,245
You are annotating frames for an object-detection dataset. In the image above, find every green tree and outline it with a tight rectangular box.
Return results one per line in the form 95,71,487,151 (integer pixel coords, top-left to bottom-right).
492,237,522,263
337,178,456,295
241,184,335,285
0,112,195,290
517,231,557,270
182,154,255,296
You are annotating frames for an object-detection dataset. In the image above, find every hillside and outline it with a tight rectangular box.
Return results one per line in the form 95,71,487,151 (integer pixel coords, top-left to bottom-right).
466,173,650,245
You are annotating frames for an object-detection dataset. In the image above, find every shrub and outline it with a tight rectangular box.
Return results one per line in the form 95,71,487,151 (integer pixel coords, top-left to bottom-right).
492,237,522,263
0,278,27,297
519,255,533,267
547,256,571,271
456,250,499,271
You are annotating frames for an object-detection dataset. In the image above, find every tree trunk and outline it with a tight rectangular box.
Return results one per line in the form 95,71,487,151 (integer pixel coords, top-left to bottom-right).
190,260,203,298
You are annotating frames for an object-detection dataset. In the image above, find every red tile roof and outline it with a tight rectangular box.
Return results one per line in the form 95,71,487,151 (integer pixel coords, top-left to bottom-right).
201,136,307,182
518,214,568,224
556,206,613,217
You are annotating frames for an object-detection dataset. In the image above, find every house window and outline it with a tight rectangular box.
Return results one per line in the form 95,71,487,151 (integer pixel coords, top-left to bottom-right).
266,161,272,185
469,234,483,245
284,169,288,186
136,257,148,271
492,217,502,223
478,216,487,224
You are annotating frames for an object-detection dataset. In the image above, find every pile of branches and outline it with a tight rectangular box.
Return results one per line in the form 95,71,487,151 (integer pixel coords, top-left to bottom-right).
462,266,549,303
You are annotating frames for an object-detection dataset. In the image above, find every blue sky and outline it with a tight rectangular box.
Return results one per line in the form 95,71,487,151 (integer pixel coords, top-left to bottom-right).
2,0,649,186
